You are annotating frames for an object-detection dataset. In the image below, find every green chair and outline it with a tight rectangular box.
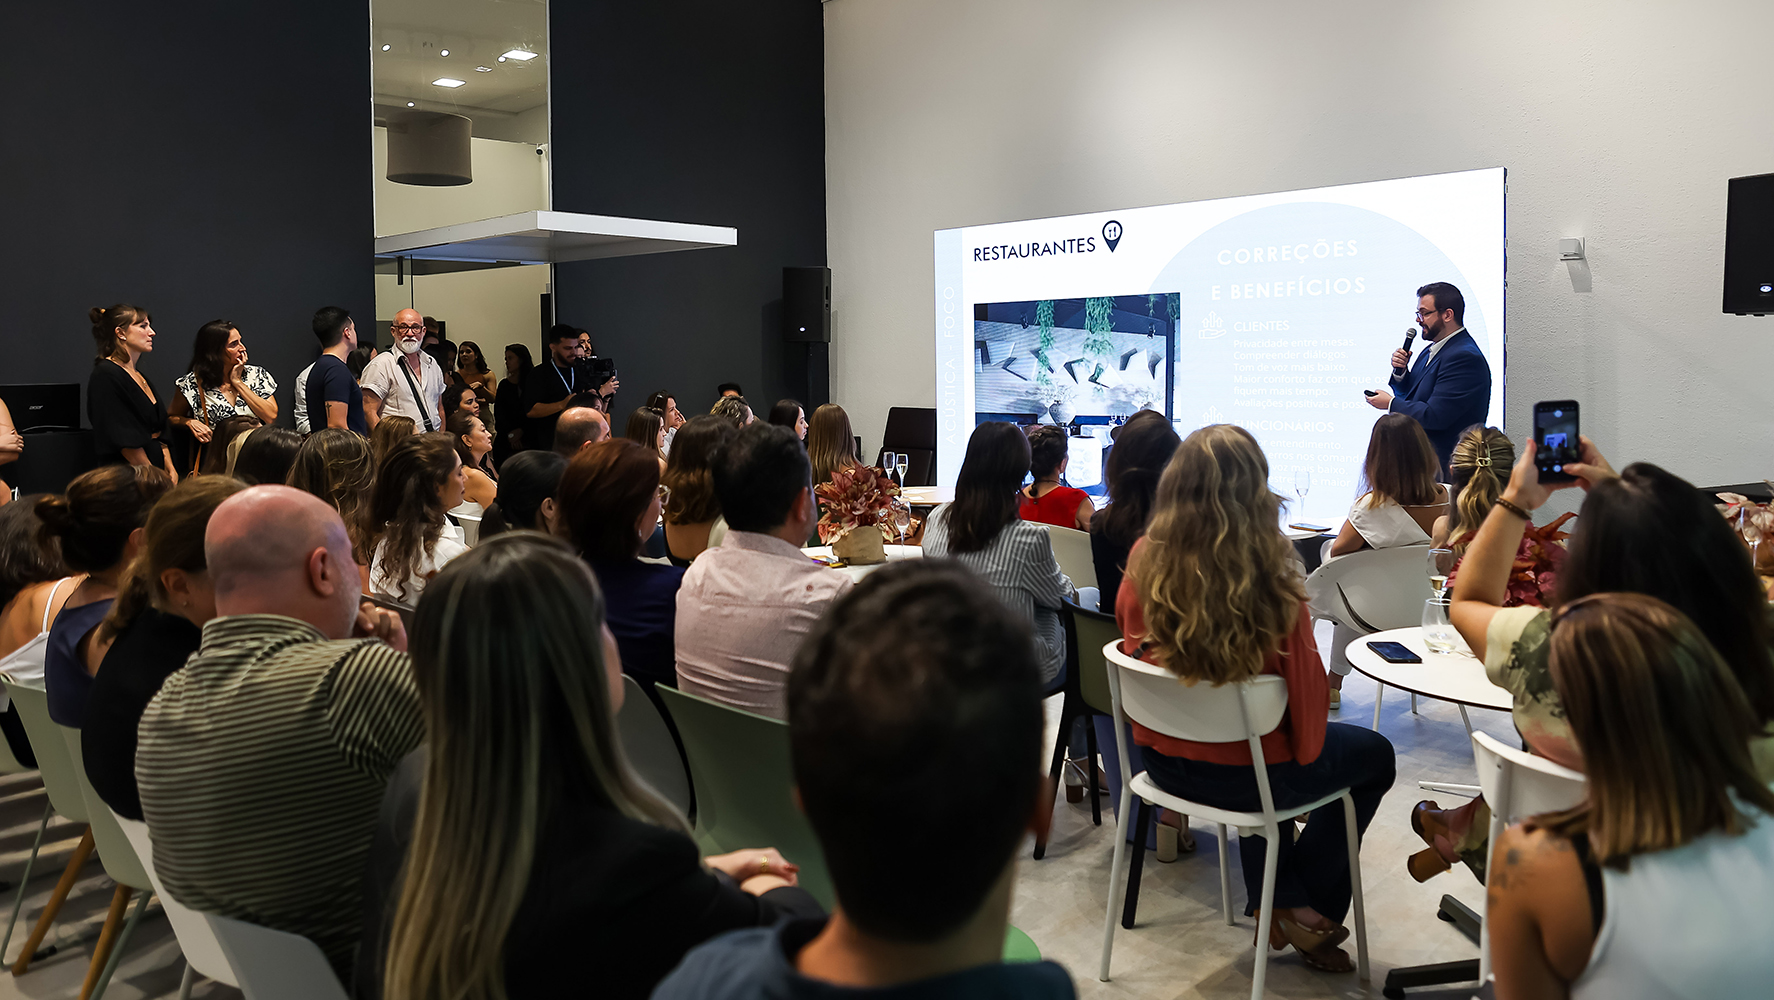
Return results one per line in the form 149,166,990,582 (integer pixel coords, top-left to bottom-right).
1003,925,1042,963
654,686,834,908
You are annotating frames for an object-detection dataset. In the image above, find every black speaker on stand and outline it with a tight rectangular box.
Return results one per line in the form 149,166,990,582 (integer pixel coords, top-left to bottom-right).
784,266,831,406
1725,173,1774,315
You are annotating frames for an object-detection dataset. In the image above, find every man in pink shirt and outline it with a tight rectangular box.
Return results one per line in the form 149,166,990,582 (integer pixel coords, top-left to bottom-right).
675,423,851,719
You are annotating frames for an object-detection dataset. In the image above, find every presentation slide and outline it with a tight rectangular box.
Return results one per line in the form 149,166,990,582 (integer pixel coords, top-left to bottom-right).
933,167,1505,527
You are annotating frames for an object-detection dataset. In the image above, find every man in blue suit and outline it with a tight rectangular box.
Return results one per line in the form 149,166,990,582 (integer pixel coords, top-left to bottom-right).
1366,282,1491,474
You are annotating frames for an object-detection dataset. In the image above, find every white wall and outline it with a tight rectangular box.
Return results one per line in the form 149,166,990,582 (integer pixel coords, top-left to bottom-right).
825,0,1774,487
373,127,550,360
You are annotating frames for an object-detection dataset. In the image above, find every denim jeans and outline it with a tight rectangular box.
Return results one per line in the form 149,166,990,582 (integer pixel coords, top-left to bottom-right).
1140,722,1396,922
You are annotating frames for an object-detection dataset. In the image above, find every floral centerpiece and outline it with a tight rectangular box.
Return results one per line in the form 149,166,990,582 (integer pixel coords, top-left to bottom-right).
1445,512,1574,607
1716,492,1774,577
815,464,904,565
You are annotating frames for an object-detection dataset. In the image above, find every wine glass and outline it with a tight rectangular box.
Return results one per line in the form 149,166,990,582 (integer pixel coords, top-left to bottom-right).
883,451,899,485
1427,547,1455,596
1292,469,1311,514
892,506,912,550
895,452,909,486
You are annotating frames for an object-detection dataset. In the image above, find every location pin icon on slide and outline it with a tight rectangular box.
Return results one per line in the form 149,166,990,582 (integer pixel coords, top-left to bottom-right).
1102,220,1122,252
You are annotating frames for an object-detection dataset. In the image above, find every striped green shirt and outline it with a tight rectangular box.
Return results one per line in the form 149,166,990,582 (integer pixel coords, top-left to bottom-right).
136,614,423,974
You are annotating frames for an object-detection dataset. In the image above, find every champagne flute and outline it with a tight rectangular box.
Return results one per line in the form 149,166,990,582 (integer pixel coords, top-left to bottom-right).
892,506,912,550
895,452,909,486
883,451,899,486
1292,469,1311,514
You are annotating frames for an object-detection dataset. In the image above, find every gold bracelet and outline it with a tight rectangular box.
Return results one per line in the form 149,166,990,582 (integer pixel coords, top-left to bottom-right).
1495,497,1532,521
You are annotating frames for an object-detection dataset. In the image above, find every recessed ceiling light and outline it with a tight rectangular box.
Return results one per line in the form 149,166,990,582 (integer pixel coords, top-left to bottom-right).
439,48,450,56
381,44,391,51
497,56,506,62
406,101,416,107
432,77,465,88
474,65,493,73
500,49,537,61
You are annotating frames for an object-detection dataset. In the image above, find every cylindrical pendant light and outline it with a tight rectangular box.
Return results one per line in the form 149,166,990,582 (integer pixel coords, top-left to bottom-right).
385,110,473,186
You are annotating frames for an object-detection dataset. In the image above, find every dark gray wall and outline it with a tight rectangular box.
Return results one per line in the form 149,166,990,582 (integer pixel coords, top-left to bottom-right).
548,0,825,419
0,1,374,424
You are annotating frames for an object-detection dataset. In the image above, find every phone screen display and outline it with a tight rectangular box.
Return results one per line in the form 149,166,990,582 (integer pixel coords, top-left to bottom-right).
1534,401,1580,483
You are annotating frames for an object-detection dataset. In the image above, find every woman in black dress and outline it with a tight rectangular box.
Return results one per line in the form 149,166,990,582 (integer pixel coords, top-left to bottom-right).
494,343,532,466
87,304,177,481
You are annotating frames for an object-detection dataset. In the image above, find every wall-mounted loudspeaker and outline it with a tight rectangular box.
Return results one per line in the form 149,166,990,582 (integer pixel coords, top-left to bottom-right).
1724,173,1774,315
784,266,831,342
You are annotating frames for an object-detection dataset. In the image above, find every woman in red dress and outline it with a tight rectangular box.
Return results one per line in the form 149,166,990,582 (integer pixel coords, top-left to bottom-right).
1018,424,1092,530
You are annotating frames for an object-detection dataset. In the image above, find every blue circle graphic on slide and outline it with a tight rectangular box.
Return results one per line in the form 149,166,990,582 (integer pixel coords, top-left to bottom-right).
1148,201,1489,522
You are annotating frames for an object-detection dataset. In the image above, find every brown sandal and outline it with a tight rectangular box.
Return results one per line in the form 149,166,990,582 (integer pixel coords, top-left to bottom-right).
1408,845,1453,882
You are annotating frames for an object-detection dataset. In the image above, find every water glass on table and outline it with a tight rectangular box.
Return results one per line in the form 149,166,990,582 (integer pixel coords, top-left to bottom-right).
1423,596,1460,654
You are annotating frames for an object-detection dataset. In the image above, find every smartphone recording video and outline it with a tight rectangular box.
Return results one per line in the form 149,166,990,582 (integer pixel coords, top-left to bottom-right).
1533,400,1580,484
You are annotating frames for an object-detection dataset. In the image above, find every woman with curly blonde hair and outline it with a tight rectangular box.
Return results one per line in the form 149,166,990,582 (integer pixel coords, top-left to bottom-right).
1117,424,1395,975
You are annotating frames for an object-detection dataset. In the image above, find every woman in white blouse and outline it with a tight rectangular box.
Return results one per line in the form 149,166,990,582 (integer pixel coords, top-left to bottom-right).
1326,414,1448,557
169,320,278,472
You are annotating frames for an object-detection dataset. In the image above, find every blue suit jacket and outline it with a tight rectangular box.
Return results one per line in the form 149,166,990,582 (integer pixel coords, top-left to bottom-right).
1389,329,1492,472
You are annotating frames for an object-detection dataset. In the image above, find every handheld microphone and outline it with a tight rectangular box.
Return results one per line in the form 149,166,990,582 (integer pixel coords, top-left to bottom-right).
1392,328,1417,379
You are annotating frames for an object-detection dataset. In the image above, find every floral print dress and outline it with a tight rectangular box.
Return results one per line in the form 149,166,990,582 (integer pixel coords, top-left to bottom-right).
175,366,278,426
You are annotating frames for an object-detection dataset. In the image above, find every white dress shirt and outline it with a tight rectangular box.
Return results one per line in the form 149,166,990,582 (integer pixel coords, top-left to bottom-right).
360,350,445,430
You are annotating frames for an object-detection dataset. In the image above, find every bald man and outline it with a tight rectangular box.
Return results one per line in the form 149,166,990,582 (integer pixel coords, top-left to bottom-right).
136,486,422,977
359,307,446,431
552,404,610,457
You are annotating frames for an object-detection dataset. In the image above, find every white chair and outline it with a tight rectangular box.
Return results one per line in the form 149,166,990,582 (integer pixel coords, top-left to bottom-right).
1097,641,1369,997
205,913,349,1000
1041,523,1098,591
0,679,94,975
615,674,692,816
113,811,238,998
1304,543,1437,729
455,512,482,546
60,726,157,1000
1472,730,1585,981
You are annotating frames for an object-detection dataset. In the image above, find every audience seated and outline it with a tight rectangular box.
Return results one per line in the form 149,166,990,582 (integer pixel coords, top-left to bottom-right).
0,495,71,766
623,405,668,471
654,560,1074,999
287,428,375,560
366,434,468,603
198,414,260,477
439,382,478,424
1018,424,1092,531
805,403,859,489
922,422,1071,686
710,396,753,429
444,411,498,514
1487,593,1774,999
137,485,418,977
675,423,850,719
1428,436,1774,884
1325,413,1448,557
767,399,807,441
368,414,417,468
1432,425,1513,554
38,465,174,727
555,439,683,695
552,404,610,457
477,450,566,538
84,477,244,819
1118,424,1394,974
661,415,736,566
1089,411,1179,613
231,426,303,486
646,389,685,455
356,533,819,1000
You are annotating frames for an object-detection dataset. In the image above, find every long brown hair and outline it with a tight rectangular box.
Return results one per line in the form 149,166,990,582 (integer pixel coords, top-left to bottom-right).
184,319,238,404
806,403,858,487
35,465,173,574
623,407,664,454
1445,426,1513,554
661,415,734,525
384,533,685,1000
287,429,375,560
1092,410,1181,557
370,415,418,468
1130,425,1304,685
939,422,1028,554
89,304,148,363
1360,413,1440,507
97,477,245,644
1535,593,1774,868
557,440,658,562
365,433,460,601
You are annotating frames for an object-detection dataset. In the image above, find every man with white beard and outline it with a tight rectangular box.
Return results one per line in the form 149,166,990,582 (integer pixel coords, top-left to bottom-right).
359,308,446,431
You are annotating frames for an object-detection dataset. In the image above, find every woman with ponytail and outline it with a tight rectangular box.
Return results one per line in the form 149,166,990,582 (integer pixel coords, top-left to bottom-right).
36,464,173,728
1432,425,1514,555
357,533,817,1000
85,304,178,481
83,476,244,819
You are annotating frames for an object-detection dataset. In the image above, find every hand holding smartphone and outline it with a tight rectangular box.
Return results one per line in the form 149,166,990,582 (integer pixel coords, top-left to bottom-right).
1533,400,1580,484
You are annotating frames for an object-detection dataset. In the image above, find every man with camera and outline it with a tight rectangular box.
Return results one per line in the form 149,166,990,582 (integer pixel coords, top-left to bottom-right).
523,324,618,451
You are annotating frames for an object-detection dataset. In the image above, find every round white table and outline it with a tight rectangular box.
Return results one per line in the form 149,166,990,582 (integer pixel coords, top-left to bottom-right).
898,486,954,508
1342,626,1513,733
801,543,923,582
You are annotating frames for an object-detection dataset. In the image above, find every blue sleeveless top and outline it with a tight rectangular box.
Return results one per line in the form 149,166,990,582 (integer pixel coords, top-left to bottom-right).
45,598,114,728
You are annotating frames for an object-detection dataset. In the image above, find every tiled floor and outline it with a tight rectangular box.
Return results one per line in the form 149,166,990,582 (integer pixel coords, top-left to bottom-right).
0,631,1505,999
